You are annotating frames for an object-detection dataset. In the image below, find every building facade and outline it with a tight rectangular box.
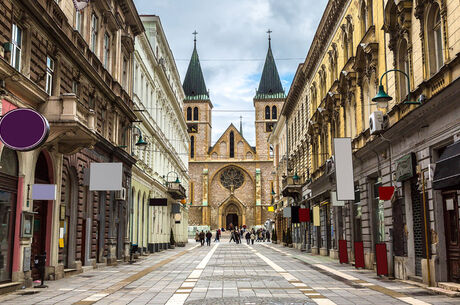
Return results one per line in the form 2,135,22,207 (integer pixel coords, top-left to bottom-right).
278,0,460,286
131,15,189,254
0,0,143,288
185,37,283,230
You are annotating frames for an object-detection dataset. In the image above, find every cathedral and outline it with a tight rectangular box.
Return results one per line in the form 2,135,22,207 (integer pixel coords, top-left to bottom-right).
183,34,285,229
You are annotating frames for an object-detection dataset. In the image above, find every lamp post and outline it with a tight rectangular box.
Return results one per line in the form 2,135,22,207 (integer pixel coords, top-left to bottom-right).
119,125,148,153
372,69,421,108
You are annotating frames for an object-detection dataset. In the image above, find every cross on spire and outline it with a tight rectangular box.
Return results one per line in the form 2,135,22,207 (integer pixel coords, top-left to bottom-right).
267,29,272,47
193,30,198,47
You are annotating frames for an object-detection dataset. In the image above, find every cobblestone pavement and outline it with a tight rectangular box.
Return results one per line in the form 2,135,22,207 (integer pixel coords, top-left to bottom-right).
0,240,458,305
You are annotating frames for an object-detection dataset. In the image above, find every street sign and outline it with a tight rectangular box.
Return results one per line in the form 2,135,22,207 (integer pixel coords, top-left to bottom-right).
0,108,49,151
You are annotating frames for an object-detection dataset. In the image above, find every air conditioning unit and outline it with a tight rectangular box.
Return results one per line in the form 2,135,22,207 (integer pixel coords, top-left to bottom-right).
369,111,384,135
115,187,126,201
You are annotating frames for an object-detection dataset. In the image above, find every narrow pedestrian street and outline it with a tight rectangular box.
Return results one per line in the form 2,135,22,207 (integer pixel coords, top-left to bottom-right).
0,238,456,305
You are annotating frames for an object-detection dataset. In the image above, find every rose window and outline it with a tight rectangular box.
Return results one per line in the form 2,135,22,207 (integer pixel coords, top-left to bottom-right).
220,167,244,190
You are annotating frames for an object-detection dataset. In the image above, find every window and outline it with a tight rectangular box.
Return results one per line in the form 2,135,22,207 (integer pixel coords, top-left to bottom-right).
429,5,443,74
75,10,83,33
10,23,22,71
45,56,54,95
72,80,79,96
190,136,195,158
360,1,368,36
343,33,349,62
272,106,277,120
398,39,409,101
122,56,128,88
193,107,198,121
265,106,270,119
229,131,235,158
372,180,385,243
186,107,192,121
91,14,98,53
103,33,110,69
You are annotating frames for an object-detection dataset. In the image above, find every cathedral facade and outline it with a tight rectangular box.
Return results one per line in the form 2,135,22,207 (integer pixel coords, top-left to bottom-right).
183,36,285,229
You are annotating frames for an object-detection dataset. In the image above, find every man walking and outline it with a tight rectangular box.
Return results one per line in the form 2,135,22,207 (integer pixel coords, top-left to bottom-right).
199,230,205,246
250,231,256,245
229,230,235,243
214,229,220,242
266,230,271,242
245,231,251,244
206,231,212,246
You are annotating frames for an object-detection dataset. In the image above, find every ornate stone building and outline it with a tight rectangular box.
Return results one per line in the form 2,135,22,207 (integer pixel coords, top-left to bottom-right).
184,36,284,229
277,0,460,286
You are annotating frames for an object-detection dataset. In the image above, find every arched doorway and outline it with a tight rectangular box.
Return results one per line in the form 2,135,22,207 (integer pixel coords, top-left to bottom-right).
0,147,18,283
32,151,53,280
224,203,241,229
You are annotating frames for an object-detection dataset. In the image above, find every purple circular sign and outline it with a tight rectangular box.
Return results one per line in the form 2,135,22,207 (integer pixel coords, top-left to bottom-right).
0,108,49,151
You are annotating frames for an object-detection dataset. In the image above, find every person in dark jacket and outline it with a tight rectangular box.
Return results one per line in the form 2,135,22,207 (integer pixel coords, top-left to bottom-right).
245,232,251,244
205,231,212,246
199,230,205,246
266,230,271,242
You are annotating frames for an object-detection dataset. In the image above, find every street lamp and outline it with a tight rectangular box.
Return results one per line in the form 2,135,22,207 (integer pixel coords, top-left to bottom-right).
293,172,300,184
119,125,148,152
372,69,421,109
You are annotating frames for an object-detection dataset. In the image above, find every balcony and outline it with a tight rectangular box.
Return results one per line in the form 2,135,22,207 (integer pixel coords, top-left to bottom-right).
42,93,98,154
166,181,186,200
281,175,302,199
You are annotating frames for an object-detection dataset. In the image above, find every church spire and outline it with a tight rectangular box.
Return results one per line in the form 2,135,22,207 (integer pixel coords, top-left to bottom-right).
255,30,285,99
182,31,209,100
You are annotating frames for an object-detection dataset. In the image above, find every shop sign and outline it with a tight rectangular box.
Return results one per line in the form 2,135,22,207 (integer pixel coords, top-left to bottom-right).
395,153,416,182
283,207,291,218
331,191,345,206
149,198,167,206
0,108,49,151
267,206,274,212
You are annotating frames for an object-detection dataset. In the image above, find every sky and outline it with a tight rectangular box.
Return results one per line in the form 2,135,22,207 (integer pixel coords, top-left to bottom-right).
134,0,328,146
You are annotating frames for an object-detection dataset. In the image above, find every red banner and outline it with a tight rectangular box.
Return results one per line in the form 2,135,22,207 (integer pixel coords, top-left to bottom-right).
375,243,388,276
354,241,364,268
378,186,395,201
299,208,310,222
339,240,348,264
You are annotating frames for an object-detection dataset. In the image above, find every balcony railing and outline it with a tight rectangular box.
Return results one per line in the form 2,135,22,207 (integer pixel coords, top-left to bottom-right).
166,181,186,200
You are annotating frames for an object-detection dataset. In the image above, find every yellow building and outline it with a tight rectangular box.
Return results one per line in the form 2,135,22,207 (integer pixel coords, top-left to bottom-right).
280,0,460,286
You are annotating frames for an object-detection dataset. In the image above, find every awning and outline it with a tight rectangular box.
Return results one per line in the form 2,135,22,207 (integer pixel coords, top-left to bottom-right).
433,141,460,190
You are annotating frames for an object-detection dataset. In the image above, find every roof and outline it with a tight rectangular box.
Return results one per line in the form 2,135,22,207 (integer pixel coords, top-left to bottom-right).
208,124,256,155
182,40,209,100
255,40,285,99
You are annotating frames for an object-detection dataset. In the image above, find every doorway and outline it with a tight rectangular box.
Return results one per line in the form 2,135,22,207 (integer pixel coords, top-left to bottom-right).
443,191,460,283
226,213,238,229
32,152,52,280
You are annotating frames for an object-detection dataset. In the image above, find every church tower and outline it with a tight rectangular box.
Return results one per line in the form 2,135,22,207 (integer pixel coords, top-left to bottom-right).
183,33,213,161
254,32,285,160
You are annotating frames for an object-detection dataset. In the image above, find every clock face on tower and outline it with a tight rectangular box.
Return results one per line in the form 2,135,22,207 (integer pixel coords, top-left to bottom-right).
220,167,245,191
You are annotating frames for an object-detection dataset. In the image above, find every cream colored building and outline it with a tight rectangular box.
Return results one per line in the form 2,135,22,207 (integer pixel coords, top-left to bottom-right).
131,15,189,253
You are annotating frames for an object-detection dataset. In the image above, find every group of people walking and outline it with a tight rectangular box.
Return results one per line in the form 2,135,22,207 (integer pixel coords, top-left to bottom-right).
195,229,221,246
195,226,270,246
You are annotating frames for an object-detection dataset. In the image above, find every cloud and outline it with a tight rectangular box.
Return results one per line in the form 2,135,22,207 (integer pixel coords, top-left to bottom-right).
134,0,327,145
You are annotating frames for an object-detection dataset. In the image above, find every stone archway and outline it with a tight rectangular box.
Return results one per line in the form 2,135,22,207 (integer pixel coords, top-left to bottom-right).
219,196,246,229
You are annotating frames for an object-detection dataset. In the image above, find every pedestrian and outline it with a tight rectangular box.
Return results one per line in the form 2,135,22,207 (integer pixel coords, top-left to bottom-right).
199,230,205,246
195,231,200,243
266,230,271,242
214,229,220,242
263,230,266,242
236,230,241,244
229,230,235,243
206,231,212,246
245,231,251,244
250,231,256,245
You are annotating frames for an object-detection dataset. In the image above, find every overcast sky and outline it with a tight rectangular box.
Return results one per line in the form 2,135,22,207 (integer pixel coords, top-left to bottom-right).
134,0,328,146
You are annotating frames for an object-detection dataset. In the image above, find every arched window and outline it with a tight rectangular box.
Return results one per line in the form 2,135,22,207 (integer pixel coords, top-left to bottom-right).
265,106,270,119
343,33,349,61
193,107,199,121
272,106,277,120
428,4,443,75
190,136,195,158
398,39,409,101
229,131,235,158
0,147,18,177
186,107,192,121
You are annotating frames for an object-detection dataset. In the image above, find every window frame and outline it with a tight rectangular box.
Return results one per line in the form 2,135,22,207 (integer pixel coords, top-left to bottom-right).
11,23,22,71
91,13,98,53
103,32,110,69
45,56,54,95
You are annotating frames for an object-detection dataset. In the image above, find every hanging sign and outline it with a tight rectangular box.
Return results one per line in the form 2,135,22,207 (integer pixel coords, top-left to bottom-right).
0,108,49,151
89,163,123,191
149,198,167,206
313,206,320,226
299,208,310,222
331,191,345,206
334,138,355,200
267,206,274,212
378,186,395,201
283,207,291,218
32,184,57,200
291,206,300,223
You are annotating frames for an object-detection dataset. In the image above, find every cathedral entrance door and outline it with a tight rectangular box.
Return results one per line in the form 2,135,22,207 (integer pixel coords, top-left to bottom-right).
226,213,238,230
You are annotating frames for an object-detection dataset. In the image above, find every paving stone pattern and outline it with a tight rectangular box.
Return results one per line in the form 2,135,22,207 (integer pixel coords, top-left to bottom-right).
0,240,458,304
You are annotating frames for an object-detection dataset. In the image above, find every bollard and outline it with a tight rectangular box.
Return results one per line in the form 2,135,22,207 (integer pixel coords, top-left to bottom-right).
34,252,48,288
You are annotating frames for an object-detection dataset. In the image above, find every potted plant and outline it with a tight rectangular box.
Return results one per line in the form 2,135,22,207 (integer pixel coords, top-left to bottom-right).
169,228,176,249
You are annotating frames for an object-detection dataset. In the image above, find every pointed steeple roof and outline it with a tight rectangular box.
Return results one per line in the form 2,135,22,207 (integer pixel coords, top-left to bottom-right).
255,31,285,99
182,33,209,100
